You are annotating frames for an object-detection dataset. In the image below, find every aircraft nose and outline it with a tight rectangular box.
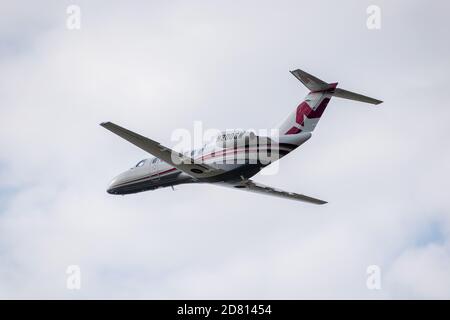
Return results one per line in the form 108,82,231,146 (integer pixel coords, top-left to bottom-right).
107,176,120,194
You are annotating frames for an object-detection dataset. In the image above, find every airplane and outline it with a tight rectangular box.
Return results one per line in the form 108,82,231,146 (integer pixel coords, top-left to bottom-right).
101,68,382,204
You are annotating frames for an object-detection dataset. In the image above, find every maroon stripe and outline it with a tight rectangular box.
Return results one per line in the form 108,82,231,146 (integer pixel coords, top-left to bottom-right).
285,127,301,135
196,145,294,161
114,146,294,188
113,168,177,188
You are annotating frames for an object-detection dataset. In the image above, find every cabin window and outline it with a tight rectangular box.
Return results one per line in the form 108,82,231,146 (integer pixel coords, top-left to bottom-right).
136,160,146,167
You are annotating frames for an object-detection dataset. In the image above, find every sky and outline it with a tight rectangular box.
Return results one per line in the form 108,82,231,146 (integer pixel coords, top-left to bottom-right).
0,0,449,299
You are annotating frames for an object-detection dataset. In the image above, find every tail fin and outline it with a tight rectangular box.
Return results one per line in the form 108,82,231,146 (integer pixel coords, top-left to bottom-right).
278,69,382,135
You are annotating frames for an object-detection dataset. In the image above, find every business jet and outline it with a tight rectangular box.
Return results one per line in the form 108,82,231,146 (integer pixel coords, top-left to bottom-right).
101,68,382,204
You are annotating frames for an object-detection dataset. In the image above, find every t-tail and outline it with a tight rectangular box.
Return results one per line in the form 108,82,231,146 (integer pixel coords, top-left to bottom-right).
278,69,382,135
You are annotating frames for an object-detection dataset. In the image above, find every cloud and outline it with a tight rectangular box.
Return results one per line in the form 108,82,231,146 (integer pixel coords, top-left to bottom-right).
386,242,450,299
0,0,449,299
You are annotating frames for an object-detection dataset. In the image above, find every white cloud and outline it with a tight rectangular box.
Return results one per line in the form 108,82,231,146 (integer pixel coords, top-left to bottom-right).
386,243,450,299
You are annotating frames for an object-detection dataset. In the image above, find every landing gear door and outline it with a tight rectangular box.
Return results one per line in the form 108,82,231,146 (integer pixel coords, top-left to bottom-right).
150,158,160,181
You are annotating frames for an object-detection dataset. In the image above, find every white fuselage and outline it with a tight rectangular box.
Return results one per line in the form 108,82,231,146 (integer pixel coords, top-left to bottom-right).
107,132,311,194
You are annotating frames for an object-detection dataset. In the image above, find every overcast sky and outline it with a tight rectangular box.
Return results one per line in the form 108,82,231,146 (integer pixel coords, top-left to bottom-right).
0,0,449,299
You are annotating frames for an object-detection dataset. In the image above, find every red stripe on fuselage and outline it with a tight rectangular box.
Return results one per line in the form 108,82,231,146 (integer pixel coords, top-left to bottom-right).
114,145,295,188
196,146,292,162
113,168,177,188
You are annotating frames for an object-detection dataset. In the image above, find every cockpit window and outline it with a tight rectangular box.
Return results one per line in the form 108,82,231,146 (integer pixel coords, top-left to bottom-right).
152,158,158,164
135,160,146,167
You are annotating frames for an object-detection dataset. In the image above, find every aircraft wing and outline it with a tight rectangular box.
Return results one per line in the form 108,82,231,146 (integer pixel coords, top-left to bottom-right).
231,179,327,205
100,122,224,179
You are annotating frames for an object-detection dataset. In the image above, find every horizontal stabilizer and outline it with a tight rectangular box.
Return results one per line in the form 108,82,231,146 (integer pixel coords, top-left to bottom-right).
290,68,383,105
290,69,334,92
333,88,382,105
